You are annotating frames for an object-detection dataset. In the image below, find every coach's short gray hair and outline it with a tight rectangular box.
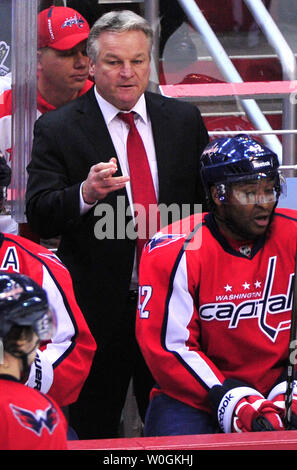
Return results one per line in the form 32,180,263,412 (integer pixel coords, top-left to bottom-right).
87,10,153,62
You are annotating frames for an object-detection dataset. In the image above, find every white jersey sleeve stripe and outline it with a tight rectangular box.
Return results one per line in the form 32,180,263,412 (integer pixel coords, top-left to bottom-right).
164,251,222,390
41,265,76,363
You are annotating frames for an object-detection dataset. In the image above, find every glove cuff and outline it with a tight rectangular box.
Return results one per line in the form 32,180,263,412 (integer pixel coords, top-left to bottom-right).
209,379,263,433
267,380,297,401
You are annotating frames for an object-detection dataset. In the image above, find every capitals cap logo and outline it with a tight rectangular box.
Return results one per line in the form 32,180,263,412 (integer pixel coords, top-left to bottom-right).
10,403,59,436
62,14,85,29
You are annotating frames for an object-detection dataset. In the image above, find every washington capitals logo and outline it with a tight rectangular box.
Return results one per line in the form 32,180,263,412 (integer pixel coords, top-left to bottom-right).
147,232,185,252
10,403,59,436
200,256,293,342
62,14,85,29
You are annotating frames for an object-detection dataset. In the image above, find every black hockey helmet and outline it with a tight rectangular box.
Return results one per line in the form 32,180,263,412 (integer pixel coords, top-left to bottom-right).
200,134,285,205
0,272,56,344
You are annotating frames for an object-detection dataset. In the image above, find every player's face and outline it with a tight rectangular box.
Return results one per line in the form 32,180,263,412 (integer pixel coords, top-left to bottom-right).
37,40,89,95
214,179,277,240
89,30,151,111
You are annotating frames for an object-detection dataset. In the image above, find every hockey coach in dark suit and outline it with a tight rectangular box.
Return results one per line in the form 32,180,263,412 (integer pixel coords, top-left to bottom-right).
25,9,209,439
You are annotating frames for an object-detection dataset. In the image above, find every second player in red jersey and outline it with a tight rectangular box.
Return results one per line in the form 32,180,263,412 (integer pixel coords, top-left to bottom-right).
137,134,297,435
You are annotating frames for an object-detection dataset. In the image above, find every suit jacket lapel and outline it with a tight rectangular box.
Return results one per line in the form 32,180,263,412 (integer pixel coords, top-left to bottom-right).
74,87,122,171
71,87,129,209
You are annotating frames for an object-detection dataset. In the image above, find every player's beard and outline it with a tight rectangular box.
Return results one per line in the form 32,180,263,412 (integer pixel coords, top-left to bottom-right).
214,203,276,241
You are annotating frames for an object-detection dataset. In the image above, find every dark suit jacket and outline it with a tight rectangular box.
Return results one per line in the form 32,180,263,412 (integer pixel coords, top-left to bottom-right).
26,86,209,345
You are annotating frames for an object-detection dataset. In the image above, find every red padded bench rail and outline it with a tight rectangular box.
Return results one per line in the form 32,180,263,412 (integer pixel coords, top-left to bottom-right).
68,430,297,450
159,80,297,101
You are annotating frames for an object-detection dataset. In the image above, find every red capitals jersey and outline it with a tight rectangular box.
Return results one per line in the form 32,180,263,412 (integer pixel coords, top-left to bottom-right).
136,208,297,414
0,232,96,407
0,375,67,450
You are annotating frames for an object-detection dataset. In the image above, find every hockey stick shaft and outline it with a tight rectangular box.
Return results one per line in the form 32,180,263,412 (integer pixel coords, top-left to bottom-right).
284,253,297,429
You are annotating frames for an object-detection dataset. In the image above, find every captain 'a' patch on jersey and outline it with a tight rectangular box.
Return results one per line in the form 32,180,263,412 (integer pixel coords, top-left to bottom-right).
0,246,19,271
0,245,66,273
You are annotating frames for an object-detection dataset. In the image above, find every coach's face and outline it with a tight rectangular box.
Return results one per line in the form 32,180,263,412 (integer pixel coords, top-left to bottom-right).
212,178,277,240
89,30,151,111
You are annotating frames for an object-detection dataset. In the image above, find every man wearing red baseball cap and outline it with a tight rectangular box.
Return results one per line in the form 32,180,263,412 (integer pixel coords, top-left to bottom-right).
0,5,93,236
36,5,92,113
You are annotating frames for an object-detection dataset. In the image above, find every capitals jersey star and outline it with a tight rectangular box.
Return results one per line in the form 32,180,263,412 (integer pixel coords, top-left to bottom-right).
0,375,67,450
0,232,96,407
136,208,297,415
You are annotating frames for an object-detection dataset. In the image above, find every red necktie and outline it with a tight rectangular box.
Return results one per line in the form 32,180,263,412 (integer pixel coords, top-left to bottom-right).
118,112,160,265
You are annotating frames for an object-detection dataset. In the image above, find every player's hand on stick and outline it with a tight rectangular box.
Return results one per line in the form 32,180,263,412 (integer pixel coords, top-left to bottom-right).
232,395,284,432
268,376,297,429
209,378,284,433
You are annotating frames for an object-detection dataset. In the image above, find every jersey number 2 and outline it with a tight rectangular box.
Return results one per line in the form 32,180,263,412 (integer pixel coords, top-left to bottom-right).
138,285,152,319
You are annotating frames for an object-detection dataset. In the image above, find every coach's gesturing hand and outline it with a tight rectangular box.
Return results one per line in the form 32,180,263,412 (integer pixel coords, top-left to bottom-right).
82,157,130,204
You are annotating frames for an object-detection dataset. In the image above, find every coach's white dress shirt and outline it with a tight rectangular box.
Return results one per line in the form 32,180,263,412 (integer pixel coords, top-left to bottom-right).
80,87,159,288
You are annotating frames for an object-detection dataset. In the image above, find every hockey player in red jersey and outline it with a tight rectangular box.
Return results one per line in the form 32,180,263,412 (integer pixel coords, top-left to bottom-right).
0,156,96,409
136,134,297,435
0,273,68,450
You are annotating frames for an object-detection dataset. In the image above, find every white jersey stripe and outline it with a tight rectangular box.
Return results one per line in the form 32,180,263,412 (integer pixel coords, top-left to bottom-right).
166,252,221,389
